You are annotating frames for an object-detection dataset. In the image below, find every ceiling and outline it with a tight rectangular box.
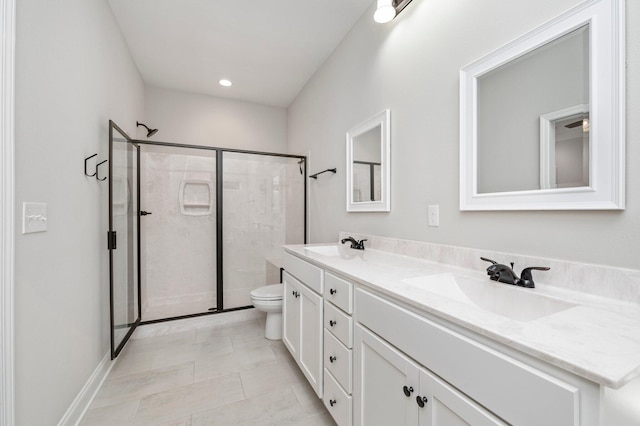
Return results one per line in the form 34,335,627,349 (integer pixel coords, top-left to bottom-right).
108,0,374,107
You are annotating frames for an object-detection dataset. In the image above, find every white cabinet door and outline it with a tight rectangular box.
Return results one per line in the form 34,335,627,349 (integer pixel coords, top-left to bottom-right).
417,367,507,426
356,288,581,426
283,271,323,397
355,324,506,426
282,272,300,359
299,281,324,397
354,324,418,426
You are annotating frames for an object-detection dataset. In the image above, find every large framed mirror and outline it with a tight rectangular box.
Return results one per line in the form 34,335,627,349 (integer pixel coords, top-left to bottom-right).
460,0,624,210
346,109,390,212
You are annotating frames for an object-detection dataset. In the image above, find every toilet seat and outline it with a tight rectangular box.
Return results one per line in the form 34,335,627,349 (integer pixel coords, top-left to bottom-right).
250,283,283,301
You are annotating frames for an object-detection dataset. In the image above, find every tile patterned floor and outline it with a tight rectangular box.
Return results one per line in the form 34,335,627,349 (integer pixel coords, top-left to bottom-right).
81,315,335,426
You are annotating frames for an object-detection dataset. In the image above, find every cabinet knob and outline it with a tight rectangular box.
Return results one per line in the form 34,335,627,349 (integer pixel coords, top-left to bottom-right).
329,399,337,407
402,386,414,397
292,290,295,296
416,396,428,408
329,320,336,327
330,288,337,295
329,355,337,363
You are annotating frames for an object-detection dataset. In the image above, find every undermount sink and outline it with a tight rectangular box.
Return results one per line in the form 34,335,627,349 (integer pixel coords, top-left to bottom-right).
403,273,577,322
304,245,341,257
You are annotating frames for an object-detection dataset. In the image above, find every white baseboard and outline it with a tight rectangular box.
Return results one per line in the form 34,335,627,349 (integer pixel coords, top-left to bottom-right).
57,352,115,426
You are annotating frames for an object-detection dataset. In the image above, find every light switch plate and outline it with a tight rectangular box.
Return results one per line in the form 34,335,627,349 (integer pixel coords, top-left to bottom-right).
23,202,48,234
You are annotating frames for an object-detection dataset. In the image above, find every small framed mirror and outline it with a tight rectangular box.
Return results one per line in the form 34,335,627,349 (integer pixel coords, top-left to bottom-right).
346,109,390,212
460,0,624,210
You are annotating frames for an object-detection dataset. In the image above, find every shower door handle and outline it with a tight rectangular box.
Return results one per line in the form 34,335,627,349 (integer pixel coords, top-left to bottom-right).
140,211,152,216
107,231,117,250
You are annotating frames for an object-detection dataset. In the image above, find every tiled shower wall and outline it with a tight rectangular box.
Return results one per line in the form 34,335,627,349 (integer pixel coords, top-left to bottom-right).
223,153,305,308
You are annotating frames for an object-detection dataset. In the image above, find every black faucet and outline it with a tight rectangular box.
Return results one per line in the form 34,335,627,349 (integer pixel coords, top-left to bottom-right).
480,257,549,288
341,237,367,250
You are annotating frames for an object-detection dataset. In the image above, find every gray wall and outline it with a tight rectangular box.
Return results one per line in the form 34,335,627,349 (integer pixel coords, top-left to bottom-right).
353,126,382,164
477,26,589,193
14,0,144,424
288,0,640,270
144,85,288,153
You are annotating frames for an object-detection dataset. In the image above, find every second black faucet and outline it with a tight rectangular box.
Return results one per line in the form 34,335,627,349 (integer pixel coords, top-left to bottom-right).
341,236,367,250
480,257,550,288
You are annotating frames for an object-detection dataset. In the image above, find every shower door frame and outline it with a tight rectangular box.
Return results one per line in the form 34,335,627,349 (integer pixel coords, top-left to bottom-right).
108,120,142,359
134,139,308,324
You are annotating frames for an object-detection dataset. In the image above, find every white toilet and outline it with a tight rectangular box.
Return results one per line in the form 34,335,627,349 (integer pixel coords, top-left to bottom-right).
250,283,284,340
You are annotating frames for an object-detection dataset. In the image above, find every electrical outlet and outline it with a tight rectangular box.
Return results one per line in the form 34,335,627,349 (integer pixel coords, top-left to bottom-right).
428,204,439,227
23,202,48,234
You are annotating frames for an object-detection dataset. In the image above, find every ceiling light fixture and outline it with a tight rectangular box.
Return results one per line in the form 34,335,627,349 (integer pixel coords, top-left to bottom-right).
219,79,232,87
374,0,413,24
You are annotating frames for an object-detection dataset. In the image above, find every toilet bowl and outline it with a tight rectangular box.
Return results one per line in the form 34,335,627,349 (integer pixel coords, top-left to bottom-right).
250,283,283,340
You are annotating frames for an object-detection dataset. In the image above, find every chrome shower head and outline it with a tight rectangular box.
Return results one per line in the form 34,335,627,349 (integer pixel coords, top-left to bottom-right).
136,121,158,138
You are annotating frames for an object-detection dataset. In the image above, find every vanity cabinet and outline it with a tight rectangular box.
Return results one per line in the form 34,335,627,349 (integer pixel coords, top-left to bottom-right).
355,324,506,426
282,253,324,397
322,272,355,426
282,248,602,426
354,287,595,426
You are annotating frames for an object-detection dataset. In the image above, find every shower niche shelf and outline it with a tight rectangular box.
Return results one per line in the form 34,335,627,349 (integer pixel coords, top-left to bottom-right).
179,179,214,216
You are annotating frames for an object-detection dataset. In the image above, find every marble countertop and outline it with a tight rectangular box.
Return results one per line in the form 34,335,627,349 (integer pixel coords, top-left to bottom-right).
284,243,640,389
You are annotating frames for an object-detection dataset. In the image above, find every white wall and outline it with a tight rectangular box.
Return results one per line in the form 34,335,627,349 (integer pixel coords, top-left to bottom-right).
288,0,640,270
144,85,288,153
14,0,144,423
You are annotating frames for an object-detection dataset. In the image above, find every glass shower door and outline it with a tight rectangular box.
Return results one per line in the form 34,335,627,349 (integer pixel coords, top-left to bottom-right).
108,121,140,359
222,152,305,309
139,145,218,321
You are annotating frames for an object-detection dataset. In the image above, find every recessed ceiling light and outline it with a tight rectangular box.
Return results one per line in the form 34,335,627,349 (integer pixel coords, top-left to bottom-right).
219,79,232,87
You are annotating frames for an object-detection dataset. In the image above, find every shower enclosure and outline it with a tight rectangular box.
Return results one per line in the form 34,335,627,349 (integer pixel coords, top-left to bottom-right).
108,121,306,358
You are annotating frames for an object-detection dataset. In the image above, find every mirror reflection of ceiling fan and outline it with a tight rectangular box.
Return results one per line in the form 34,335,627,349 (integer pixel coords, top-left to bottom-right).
565,120,583,128
565,117,590,132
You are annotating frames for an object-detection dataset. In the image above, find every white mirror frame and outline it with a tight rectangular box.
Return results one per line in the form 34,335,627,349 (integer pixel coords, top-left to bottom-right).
460,0,625,211
346,109,391,212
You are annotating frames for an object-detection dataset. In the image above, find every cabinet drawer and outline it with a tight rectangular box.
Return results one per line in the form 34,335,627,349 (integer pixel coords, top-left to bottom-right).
325,301,353,348
324,329,352,394
324,369,353,426
283,252,324,294
356,288,579,426
325,272,353,313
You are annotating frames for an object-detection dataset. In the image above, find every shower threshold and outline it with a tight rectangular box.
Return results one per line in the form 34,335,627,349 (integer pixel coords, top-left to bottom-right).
140,305,253,325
